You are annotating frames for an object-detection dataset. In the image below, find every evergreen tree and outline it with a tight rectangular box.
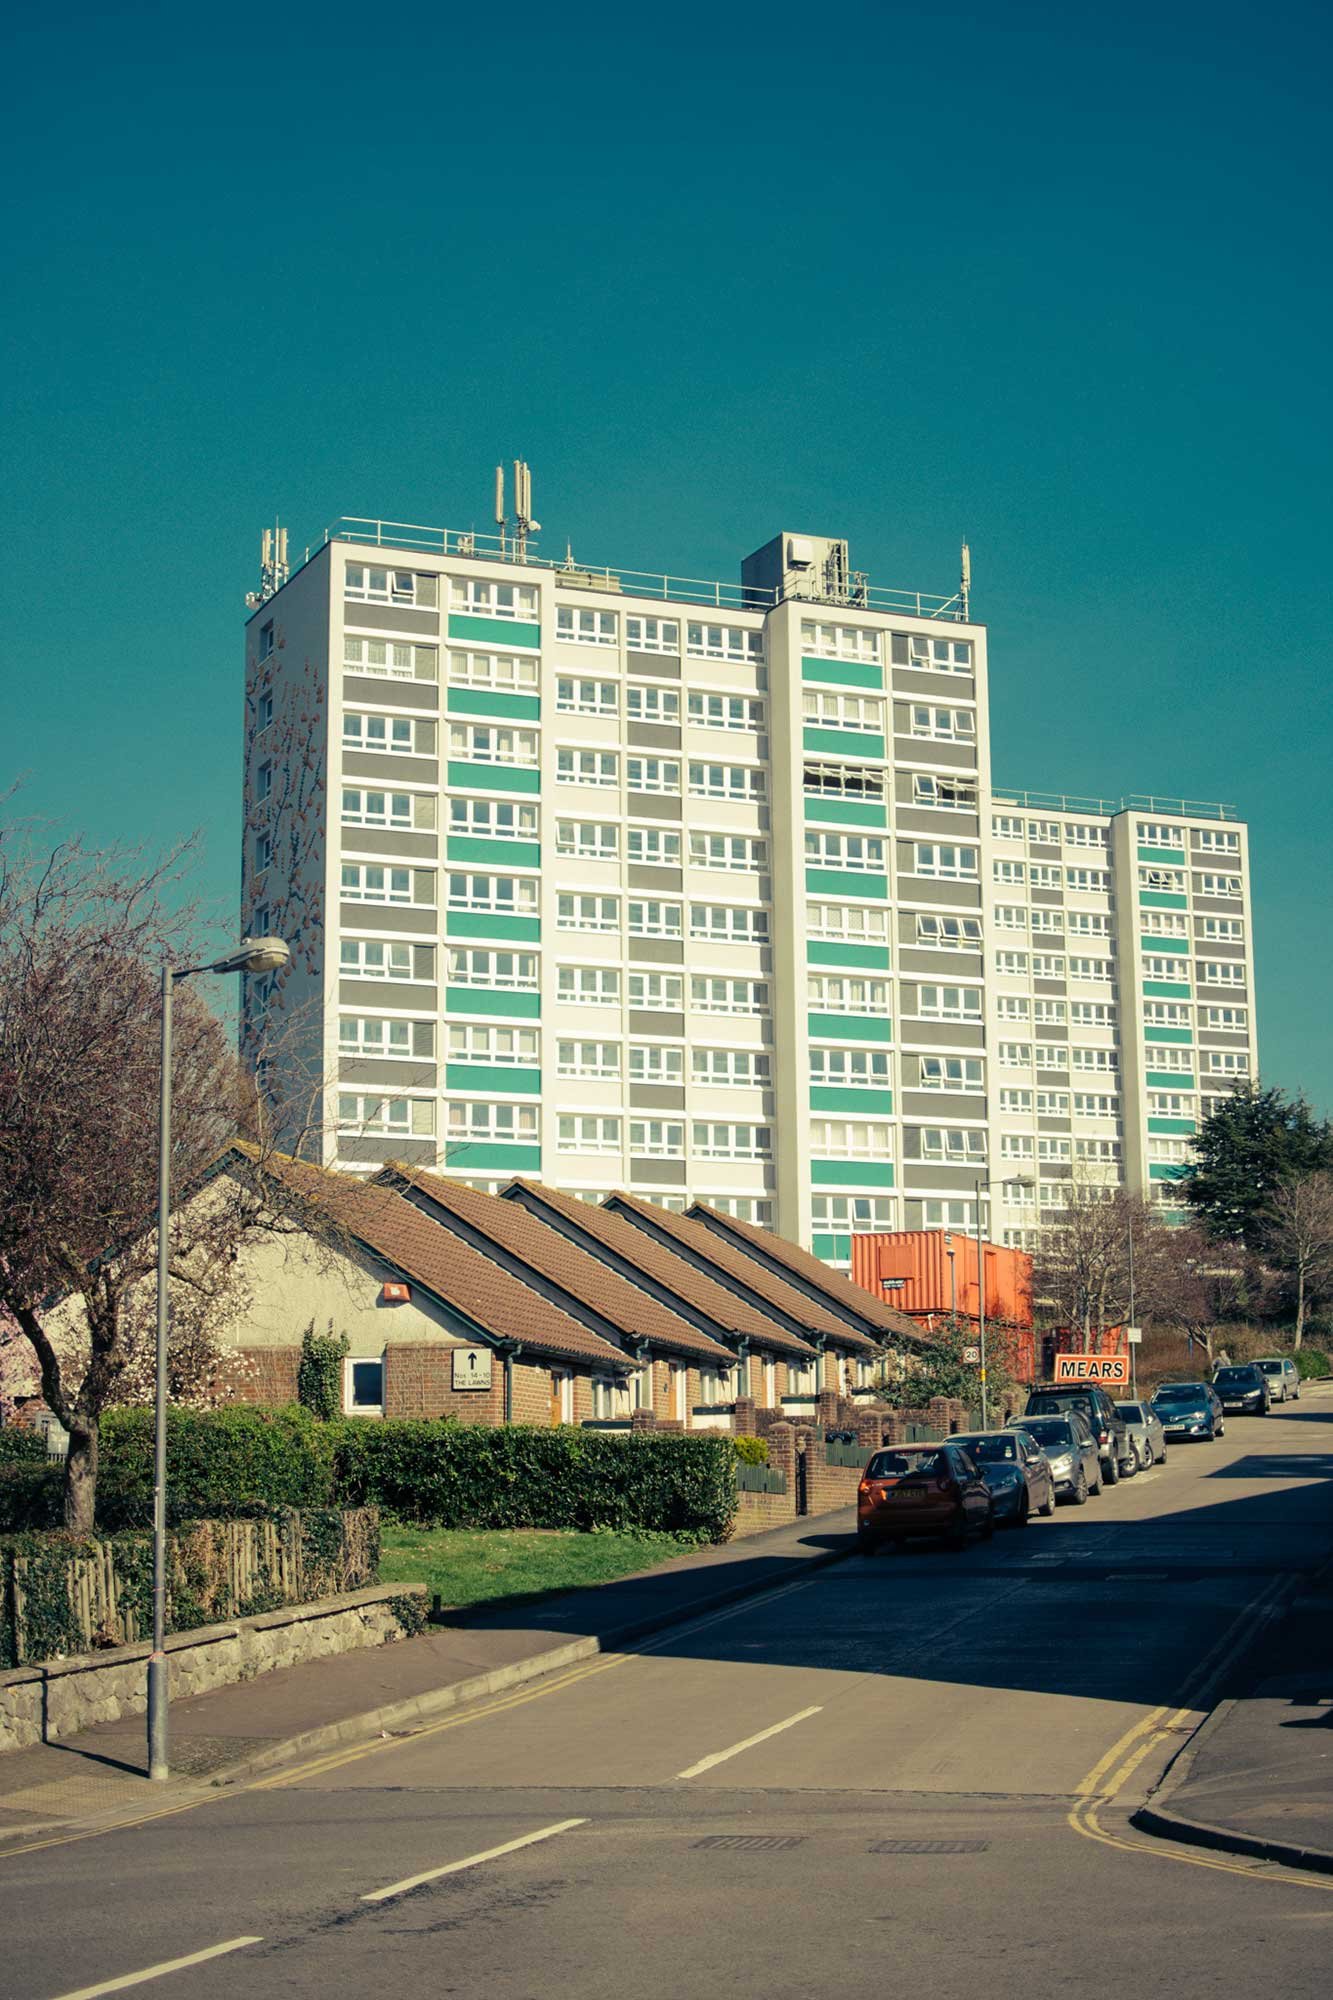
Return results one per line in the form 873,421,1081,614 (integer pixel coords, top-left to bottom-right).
1178,1082,1333,1248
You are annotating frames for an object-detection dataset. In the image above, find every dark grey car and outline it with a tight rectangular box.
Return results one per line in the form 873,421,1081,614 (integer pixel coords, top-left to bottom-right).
949,1430,1056,1526
1009,1413,1101,1504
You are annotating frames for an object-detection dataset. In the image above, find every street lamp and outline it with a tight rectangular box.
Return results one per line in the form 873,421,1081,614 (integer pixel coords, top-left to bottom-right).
973,1174,1035,1429
150,935,290,1781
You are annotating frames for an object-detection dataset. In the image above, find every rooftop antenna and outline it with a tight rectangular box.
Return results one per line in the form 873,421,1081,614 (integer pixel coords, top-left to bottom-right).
512,459,540,561
960,539,972,620
494,465,506,556
246,519,289,608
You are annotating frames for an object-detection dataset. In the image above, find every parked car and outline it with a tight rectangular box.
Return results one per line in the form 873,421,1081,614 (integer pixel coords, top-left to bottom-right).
1151,1380,1225,1441
1255,1356,1301,1403
1212,1363,1271,1416
1010,1411,1101,1503
857,1441,994,1552
1115,1400,1167,1469
949,1430,1056,1526
1023,1385,1134,1484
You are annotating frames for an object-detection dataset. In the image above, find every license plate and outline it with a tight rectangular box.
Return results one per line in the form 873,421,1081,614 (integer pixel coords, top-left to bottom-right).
889,1489,925,1502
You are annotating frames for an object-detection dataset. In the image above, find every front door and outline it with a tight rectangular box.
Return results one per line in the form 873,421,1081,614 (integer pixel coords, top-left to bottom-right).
551,1369,573,1427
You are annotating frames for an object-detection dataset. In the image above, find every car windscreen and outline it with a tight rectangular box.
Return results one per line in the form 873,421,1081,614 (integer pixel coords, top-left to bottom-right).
1025,1394,1085,1415
1153,1385,1205,1402
1257,1361,1283,1374
866,1450,941,1479
1015,1419,1075,1447
1214,1368,1258,1387
1115,1404,1144,1421
955,1436,1017,1463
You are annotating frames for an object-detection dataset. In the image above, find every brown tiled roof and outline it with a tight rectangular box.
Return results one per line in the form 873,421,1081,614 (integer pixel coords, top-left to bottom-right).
378,1166,735,1364
228,1149,630,1370
603,1192,883,1354
686,1202,924,1345
503,1182,818,1359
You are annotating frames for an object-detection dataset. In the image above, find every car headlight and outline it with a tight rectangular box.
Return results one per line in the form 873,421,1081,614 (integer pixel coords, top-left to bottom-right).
1050,1454,1072,1475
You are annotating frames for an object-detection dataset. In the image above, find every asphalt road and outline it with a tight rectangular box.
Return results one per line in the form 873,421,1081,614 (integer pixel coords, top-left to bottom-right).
6,1393,1333,2000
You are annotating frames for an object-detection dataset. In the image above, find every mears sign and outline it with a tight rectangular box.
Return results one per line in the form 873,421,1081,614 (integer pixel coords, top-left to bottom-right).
1054,1354,1129,1386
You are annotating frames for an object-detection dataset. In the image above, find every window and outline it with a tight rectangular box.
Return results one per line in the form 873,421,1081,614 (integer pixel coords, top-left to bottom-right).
557,748,618,787
1065,823,1108,848
692,975,768,1015
690,831,767,871
1148,1092,1194,1117
992,814,1023,840
686,622,763,664
1066,868,1110,892
690,903,768,944
447,1101,539,1145
806,973,888,1014
449,1024,538,1064
917,914,982,949
342,787,428,829
626,614,680,653
344,1359,383,1415
449,947,538,989
344,713,427,756
890,633,972,673
1029,820,1061,844
556,676,617,715
693,1122,772,1159
628,757,681,794
803,691,883,732
1037,1137,1071,1162
341,939,414,982
805,831,885,872
346,635,438,681
1035,1045,1069,1071
1142,1045,1191,1072
450,723,538,767
1141,910,1188,937
1027,864,1060,889
347,565,435,607
555,605,617,647
1073,1092,1119,1117
1145,1001,1191,1026
630,1044,684,1083
1032,953,1065,977
995,950,1029,975
801,620,881,662
811,1194,894,1231
810,1048,890,1086
558,1114,622,1153
1075,1137,1122,1161
1137,821,1185,848
913,843,978,879
1030,909,1064,935
909,704,975,741
916,984,983,1021
557,1039,620,1079
630,1119,684,1156
258,620,274,660
338,1092,434,1136
1205,1050,1250,1075
999,1088,1032,1112
913,773,977,811
1198,916,1243,940
809,903,889,944
341,863,414,905
1034,998,1066,1025
253,831,273,876
920,1128,986,1164
994,905,1027,932
695,1048,772,1086
1140,865,1186,894
998,995,1031,1021
998,1042,1032,1068
1035,1089,1069,1114
1195,828,1240,853
1071,1000,1116,1026
1067,912,1111,937
1143,954,1190,981
1196,872,1243,899
921,1055,983,1092
447,648,538,690
1149,1137,1192,1163
447,872,538,916
591,1375,634,1421
449,798,538,844
628,899,682,938
630,971,684,1010
627,684,680,724
994,860,1025,886
690,692,765,730
629,827,683,866
810,1120,893,1158
449,577,538,622
1204,1005,1248,1030
804,761,886,802
1069,956,1113,982
689,761,765,801
557,892,619,932
256,690,274,730
1001,1133,1034,1158
557,965,620,1004
339,1016,413,1058
556,819,618,860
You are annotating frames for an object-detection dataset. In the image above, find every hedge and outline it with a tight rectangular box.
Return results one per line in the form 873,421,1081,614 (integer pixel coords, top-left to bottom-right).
0,1428,49,1466
95,1406,339,1529
1295,1348,1330,1380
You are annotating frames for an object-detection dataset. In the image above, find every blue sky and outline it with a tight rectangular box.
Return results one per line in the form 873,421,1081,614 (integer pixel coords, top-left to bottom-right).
5,0,1330,1109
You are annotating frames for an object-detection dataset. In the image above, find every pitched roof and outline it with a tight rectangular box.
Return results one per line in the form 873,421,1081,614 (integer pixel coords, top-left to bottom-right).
603,1193,882,1354
503,1181,818,1358
686,1201,924,1345
377,1165,735,1363
226,1149,631,1370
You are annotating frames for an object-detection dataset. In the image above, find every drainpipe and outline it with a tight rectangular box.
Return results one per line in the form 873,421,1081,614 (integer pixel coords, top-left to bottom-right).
504,1343,521,1424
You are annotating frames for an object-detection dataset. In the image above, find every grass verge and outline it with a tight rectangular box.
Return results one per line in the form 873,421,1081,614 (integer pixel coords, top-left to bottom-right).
379,1524,706,1613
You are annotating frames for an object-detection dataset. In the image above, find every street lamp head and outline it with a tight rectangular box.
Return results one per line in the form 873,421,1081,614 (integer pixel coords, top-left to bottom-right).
212,936,291,977
1004,1175,1035,1190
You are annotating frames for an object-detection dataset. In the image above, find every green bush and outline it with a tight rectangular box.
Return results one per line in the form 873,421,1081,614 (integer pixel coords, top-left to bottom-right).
0,1428,49,1466
0,1463,62,1531
297,1322,350,1421
96,1406,338,1529
732,1435,770,1466
1295,1349,1330,1380
333,1422,738,1539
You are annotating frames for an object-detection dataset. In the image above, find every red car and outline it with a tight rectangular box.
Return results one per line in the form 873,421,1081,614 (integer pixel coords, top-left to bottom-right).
857,1441,995,1553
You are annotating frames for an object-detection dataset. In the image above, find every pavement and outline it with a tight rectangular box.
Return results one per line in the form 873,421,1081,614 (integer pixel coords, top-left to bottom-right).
0,1506,855,1850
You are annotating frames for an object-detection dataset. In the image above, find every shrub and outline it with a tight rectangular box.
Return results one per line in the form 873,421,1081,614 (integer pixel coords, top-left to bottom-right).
0,1463,62,1531
96,1406,338,1529
297,1322,350,1421
732,1435,770,1466
1295,1348,1330,1380
0,1428,49,1466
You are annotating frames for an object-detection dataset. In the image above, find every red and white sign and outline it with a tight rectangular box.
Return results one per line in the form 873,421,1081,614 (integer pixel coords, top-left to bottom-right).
1054,1353,1130,1386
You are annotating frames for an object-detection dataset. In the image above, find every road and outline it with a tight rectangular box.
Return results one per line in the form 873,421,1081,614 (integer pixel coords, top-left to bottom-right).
5,1394,1333,2000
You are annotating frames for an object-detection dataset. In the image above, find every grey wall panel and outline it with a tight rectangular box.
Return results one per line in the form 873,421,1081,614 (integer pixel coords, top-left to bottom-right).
890,671,976,700
345,606,439,635
630,1008,685,1037
899,1020,986,1049
1192,896,1246,917
627,650,682,678
630,1157,688,1186
627,723,683,751
342,752,440,785
629,793,684,820
339,980,437,1011
629,937,685,964
903,1165,988,1192
340,902,437,935
340,828,438,860
897,948,984,977
338,1057,438,1088
337,1136,437,1164
627,864,684,892
894,874,983,910
629,1084,688,1111
345,675,439,710
891,735,977,770
894,807,981,838
901,1090,987,1121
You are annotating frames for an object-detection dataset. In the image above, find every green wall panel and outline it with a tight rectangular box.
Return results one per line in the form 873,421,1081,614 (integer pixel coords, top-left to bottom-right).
445,1064,541,1094
447,761,541,794
447,614,541,649
442,1141,542,1172
447,835,541,869
805,868,889,899
1138,845,1187,865
1144,1026,1193,1044
447,912,541,943
809,1085,894,1113
1146,1070,1195,1089
803,796,888,828
806,941,892,970
802,726,887,760
447,688,541,721
1149,1162,1186,1181
810,1159,895,1187
1148,1117,1196,1135
807,1012,892,1043
445,987,541,1019
800,656,883,691
1139,891,1188,910
1143,980,1191,998
1140,937,1189,955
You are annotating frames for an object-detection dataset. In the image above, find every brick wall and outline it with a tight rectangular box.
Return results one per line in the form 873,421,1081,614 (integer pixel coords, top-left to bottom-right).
382,1344,504,1422
230,1347,300,1405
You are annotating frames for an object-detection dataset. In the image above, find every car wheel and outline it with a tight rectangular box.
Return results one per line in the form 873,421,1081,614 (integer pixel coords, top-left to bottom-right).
981,1502,996,1540
1103,1454,1119,1487
1089,1464,1102,1495
944,1510,968,1551
1011,1492,1030,1530
1159,1447,1167,1462
1217,1420,1225,1437
1040,1485,1056,1517
857,1530,878,1557
1072,1469,1089,1505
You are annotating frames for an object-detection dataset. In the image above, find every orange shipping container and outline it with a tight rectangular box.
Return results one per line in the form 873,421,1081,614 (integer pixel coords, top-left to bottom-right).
850,1230,1033,1329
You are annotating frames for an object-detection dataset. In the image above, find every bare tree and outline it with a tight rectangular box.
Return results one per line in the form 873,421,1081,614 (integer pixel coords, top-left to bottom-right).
1263,1172,1333,1351
0,821,328,1530
1032,1177,1156,1345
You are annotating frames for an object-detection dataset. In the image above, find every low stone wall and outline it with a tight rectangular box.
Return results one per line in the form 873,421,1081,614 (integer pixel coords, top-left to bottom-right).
0,1582,427,1758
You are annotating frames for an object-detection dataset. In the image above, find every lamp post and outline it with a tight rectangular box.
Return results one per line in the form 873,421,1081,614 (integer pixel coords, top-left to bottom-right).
972,1175,1035,1429
150,935,290,1782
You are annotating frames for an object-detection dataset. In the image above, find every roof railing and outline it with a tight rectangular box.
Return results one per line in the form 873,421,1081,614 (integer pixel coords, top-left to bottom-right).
991,788,1240,824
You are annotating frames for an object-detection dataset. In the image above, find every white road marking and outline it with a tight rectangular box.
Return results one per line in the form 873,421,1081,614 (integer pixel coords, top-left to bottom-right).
47,1937,262,2000
361,1818,587,1902
676,1706,824,1780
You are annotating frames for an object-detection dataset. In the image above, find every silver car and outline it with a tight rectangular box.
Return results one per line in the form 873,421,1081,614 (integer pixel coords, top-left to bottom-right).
1115,1400,1167,1469
1255,1356,1301,1403
1007,1413,1101,1505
